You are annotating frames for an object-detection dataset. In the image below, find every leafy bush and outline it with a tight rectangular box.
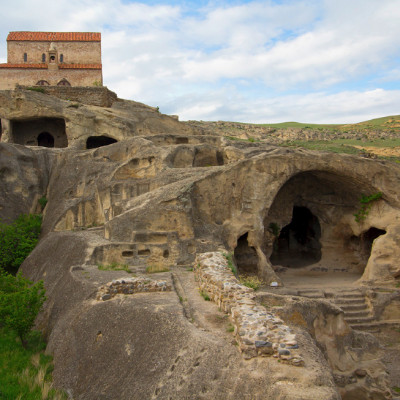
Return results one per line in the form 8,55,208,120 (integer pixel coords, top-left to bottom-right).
0,214,42,274
354,192,383,222
38,196,48,211
0,271,46,347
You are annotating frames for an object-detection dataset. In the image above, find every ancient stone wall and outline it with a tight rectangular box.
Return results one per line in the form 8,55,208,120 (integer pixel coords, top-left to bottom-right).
7,41,101,64
0,68,102,89
29,86,117,107
97,276,171,301
195,252,304,365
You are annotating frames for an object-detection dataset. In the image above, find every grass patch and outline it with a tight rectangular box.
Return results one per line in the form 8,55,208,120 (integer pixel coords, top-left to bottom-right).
239,275,263,291
200,290,210,301
227,323,235,333
26,87,45,94
97,262,132,273
145,265,170,274
222,252,237,276
393,386,400,394
0,328,66,399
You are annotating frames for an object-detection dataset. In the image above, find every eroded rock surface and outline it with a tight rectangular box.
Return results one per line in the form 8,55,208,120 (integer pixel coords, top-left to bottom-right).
1,89,399,399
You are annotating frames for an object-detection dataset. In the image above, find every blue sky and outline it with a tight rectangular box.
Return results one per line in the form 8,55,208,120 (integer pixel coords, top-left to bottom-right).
1,0,399,123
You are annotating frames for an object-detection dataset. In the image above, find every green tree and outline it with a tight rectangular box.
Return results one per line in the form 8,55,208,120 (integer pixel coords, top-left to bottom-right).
0,271,46,347
0,214,42,274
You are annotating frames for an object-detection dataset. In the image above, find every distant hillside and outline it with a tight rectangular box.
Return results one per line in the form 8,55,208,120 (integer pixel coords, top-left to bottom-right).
186,115,400,161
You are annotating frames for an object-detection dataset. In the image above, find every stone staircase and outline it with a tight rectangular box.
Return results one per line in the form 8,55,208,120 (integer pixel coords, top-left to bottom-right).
333,290,376,332
297,288,377,332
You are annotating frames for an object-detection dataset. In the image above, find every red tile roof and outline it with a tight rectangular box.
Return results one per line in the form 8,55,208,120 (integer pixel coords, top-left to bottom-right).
59,64,102,70
0,63,48,69
7,32,101,42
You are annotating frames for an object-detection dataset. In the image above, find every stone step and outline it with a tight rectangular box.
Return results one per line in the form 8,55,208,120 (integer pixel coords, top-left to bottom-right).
335,294,364,300
335,298,366,305
349,322,381,332
339,303,368,312
344,316,375,324
342,310,371,318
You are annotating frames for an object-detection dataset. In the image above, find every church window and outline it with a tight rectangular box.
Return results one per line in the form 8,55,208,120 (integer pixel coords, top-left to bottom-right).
42,53,46,62
57,78,71,86
23,53,27,62
60,54,64,63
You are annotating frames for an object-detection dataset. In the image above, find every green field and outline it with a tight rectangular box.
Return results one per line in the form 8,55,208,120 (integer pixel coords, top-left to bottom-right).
0,328,65,400
258,115,400,130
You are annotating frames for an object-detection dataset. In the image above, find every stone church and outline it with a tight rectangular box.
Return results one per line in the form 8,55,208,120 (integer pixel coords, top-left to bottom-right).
0,32,102,89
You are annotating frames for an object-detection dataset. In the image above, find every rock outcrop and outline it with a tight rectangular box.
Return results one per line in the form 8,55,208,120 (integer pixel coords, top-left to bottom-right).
1,88,399,399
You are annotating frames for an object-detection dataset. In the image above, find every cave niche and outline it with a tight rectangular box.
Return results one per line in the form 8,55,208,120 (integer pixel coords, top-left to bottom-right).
37,132,54,147
10,118,67,148
234,233,258,275
86,136,118,149
349,227,386,266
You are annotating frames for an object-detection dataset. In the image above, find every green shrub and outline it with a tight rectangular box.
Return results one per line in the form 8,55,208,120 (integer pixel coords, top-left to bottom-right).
0,214,42,274
0,271,46,347
200,290,210,301
26,87,45,93
354,192,383,222
38,196,48,211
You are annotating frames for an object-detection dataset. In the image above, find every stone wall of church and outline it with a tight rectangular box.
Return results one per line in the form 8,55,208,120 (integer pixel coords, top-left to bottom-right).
0,68,102,89
7,41,101,64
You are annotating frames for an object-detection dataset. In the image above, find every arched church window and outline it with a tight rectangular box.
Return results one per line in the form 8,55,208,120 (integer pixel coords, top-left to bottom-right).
36,80,50,86
23,53,27,62
42,53,46,62
57,78,71,87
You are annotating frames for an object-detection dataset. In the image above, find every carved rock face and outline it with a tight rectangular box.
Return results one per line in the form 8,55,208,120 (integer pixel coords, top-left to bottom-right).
1,89,398,399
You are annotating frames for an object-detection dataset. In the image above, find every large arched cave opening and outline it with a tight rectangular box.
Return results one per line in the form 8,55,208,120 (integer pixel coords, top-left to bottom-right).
264,170,384,283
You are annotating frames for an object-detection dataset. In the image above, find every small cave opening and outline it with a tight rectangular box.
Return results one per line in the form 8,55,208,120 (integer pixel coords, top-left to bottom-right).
37,132,54,147
350,227,386,265
270,206,322,268
234,233,258,275
86,136,118,149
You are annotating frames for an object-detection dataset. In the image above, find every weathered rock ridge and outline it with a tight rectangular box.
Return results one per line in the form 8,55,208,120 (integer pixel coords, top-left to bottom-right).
1,89,399,399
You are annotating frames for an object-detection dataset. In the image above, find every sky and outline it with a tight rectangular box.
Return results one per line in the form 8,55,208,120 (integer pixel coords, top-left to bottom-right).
1,0,400,123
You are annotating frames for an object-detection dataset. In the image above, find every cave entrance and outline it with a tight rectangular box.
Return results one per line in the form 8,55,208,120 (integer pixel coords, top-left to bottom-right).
86,136,118,149
350,227,386,266
270,206,322,268
10,118,67,147
234,233,258,275
37,132,54,147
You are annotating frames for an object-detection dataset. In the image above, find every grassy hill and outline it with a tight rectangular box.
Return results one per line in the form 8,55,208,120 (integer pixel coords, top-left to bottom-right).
187,115,400,162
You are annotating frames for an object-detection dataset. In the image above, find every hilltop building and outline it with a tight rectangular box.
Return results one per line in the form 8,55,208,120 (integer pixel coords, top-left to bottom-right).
0,32,102,89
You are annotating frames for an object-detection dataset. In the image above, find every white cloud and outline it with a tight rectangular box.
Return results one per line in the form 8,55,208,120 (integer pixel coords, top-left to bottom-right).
1,0,399,123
